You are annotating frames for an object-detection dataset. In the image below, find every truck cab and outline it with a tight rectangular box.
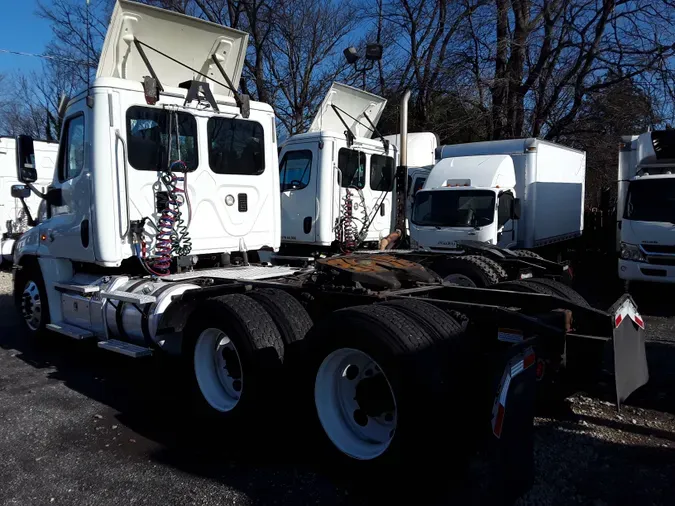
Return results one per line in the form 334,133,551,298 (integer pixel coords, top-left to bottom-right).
11,0,280,339
278,83,396,252
410,154,520,250
617,130,675,284
0,137,58,263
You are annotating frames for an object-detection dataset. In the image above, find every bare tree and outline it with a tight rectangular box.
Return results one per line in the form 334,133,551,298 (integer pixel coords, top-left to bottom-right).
37,0,112,88
264,0,360,134
484,0,675,139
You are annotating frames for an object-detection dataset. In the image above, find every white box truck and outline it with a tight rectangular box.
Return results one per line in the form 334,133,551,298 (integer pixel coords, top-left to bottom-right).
0,137,58,263
411,139,586,254
617,130,675,287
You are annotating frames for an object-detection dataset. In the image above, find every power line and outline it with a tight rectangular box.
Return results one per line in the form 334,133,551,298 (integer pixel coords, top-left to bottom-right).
0,49,88,65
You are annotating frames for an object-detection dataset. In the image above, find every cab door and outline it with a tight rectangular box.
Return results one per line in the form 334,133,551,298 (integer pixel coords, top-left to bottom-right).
44,106,95,262
497,191,517,248
407,172,428,220
367,153,395,238
279,146,317,243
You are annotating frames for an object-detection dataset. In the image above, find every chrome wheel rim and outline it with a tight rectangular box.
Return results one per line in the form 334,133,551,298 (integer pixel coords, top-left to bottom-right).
21,280,42,331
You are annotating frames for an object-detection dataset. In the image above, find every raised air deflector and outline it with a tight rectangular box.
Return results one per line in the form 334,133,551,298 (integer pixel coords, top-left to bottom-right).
308,82,387,139
97,0,249,97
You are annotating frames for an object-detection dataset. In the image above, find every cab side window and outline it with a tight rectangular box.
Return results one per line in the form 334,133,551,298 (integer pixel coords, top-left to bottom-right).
279,150,312,191
498,191,514,228
412,177,426,196
59,114,85,181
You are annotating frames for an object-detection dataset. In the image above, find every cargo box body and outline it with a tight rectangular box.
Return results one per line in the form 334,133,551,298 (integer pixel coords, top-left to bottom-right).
435,139,586,249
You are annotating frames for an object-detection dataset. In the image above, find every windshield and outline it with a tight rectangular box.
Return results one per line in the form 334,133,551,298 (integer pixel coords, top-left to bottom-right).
412,189,496,227
625,178,675,222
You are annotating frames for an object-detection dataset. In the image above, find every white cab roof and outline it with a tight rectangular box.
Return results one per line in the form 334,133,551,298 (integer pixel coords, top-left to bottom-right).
98,0,248,98
308,83,386,139
425,155,516,189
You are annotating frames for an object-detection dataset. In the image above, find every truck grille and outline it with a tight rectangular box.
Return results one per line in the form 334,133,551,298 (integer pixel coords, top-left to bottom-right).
641,244,675,254
647,257,675,266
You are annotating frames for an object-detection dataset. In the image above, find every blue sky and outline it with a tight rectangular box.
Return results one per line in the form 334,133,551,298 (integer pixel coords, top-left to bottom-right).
0,0,53,75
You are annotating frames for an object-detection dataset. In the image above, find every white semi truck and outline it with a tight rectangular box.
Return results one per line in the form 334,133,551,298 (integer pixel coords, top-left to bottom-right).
413,139,586,253
278,82,396,254
0,137,58,263
8,1,648,500
617,130,675,287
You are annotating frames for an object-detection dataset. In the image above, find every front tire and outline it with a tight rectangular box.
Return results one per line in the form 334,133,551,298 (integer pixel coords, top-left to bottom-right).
14,263,49,337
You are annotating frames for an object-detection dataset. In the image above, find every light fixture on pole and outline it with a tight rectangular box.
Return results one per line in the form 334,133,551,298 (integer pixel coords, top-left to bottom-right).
343,43,383,90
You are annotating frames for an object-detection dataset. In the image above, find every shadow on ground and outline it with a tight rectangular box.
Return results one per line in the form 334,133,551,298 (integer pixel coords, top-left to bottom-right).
1,281,674,506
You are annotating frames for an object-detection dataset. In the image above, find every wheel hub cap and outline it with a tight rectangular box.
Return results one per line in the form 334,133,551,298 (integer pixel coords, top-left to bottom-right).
21,281,42,331
315,348,398,460
194,328,244,413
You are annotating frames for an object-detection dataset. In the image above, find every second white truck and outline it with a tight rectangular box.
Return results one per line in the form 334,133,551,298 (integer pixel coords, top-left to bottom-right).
617,130,675,287
0,137,58,264
411,139,586,254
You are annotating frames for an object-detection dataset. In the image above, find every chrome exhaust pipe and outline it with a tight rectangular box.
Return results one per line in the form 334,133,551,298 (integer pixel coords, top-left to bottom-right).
399,90,411,169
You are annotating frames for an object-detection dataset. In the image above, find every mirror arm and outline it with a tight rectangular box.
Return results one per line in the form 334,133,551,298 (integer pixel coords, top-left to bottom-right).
26,183,46,200
17,197,36,227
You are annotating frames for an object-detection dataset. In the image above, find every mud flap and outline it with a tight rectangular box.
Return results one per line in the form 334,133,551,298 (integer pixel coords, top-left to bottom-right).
481,346,537,505
611,296,648,409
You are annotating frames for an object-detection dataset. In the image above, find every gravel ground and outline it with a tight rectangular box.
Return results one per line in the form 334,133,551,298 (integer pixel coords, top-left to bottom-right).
0,269,674,506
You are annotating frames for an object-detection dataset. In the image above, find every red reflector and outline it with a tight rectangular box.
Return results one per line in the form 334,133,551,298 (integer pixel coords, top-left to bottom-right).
567,266,574,279
615,314,623,327
523,353,535,369
634,315,645,329
535,359,545,380
493,404,505,438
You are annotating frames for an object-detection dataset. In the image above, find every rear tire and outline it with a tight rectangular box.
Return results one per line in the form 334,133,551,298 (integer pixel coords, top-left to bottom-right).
246,288,312,344
436,255,502,287
307,304,467,487
522,278,590,308
184,294,285,423
492,279,559,297
476,256,509,281
512,249,544,260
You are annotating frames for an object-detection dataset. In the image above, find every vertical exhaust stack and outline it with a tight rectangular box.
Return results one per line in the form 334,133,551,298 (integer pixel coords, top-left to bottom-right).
390,90,411,247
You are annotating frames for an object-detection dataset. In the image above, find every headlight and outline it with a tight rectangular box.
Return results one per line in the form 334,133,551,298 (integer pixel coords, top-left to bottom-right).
620,242,646,262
